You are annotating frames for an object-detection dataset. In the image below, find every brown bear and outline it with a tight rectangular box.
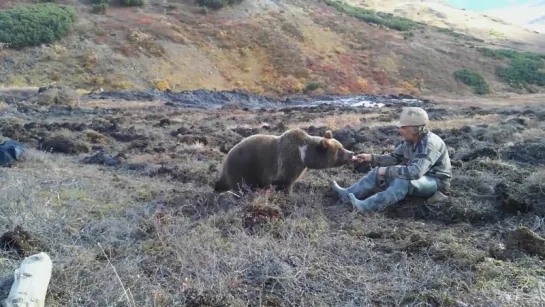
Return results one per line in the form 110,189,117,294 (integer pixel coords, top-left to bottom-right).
213,128,354,195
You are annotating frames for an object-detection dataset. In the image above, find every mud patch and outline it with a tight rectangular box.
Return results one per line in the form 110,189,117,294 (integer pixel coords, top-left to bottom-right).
0,225,45,257
81,150,127,166
503,141,545,165
182,288,234,307
495,181,534,213
84,89,426,110
495,227,545,260
459,147,498,162
242,204,283,234
39,135,92,155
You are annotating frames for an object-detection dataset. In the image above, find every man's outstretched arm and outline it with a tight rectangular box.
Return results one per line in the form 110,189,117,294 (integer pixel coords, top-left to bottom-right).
384,139,443,180
370,142,405,167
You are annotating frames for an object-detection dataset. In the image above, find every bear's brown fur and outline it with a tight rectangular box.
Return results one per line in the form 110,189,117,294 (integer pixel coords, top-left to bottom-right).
213,128,354,194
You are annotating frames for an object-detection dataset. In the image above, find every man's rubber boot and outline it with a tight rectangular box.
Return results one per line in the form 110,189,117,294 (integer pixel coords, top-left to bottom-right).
425,191,448,204
332,176,376,203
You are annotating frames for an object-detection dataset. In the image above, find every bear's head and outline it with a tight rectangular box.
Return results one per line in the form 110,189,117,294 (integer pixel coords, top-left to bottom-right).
305,130,354,169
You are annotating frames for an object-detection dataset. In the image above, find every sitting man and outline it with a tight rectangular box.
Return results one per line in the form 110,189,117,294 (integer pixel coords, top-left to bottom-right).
332,107,452,212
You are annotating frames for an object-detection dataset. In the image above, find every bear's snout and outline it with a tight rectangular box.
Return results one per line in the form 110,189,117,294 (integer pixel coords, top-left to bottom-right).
342,149,354,162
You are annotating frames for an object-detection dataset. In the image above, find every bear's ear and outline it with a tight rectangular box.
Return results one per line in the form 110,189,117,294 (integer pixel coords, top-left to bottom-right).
320,138,330,149
324,130,333,139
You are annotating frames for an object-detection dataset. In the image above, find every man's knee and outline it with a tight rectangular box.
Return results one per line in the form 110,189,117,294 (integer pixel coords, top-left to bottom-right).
389,179,410,197
408,176,437,197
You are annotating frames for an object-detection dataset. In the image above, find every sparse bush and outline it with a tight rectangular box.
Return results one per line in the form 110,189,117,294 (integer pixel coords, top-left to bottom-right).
305,81,321,93
324,0,417,31
154,79,171,91
477,48,545,88
403,31,414,40
489,29,505,38
196,0,243,10
92,3,108,14
437,27,484,42
0,3,78,49
120,0,144,6
454,69,489,95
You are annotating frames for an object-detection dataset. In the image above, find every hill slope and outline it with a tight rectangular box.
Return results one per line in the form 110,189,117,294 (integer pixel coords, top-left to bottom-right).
486,0,545,33
0,0,544,98
347,0,545,50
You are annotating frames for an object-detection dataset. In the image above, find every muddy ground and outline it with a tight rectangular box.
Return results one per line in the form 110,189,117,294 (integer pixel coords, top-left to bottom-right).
0,87,544,306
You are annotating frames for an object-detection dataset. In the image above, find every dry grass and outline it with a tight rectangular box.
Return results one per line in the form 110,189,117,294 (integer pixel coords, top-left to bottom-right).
83,99,166,109
0,98,544,305
428,114,502,130
288,113,371,130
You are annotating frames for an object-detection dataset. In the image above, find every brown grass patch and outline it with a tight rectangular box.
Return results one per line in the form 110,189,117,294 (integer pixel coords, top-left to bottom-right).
83,99,166,109
429,114,502,130
289,113,375,130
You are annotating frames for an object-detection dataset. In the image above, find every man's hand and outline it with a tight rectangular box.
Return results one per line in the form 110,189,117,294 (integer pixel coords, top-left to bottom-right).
352,153,372,163
377,167,387,176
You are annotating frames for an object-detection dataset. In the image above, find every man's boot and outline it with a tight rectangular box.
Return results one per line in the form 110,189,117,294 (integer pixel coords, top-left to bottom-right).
348,179,409,212
332,169,378,202
425,191,448,204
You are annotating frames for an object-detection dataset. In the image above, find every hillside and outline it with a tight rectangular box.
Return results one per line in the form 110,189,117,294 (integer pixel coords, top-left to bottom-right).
348,0,545,50
486,0,545,33
1,0,545,99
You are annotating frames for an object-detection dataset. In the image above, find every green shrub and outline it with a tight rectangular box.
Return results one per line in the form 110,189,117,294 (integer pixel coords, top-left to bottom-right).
497,57,545,87
454,69,489,95
196,0,243,9
120,0,144,6
323,0,417,31
437,27,484,42
477,48,545,87
305,81,321,93
0,3,77,49
92,3,108,14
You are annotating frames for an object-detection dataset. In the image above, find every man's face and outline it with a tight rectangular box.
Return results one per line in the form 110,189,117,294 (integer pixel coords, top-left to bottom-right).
398,126,417,141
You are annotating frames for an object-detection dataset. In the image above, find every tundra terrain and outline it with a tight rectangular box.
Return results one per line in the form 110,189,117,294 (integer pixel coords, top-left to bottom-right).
1,0,545,306
0,87,544,306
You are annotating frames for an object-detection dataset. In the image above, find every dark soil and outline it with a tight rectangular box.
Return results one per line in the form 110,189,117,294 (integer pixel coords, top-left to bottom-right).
0,225,45,258
0,88,544,306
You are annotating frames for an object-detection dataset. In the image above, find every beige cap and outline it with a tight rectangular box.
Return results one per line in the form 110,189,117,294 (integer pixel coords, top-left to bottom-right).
395,107,429,127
